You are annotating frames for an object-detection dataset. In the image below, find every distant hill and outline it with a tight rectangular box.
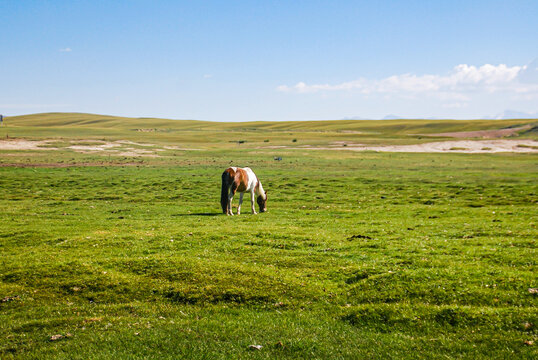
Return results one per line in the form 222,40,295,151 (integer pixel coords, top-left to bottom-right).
3,112,537,139
4,112,212,130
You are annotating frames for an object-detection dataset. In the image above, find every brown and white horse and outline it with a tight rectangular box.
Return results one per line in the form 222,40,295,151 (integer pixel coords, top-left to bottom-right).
221,167,267,215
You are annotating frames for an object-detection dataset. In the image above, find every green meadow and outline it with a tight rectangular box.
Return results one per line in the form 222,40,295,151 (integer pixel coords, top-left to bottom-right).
0,113,537,359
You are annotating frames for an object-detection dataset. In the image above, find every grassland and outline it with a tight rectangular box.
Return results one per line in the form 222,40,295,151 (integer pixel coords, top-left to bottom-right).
0,113,537,359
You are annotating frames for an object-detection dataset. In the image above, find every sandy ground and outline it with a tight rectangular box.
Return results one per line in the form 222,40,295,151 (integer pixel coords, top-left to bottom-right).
0,139,57,150
1,138,537,154
68,143,121,151
421,125,532,139
0,139,163,157
0,139,201,157
319,139,538,153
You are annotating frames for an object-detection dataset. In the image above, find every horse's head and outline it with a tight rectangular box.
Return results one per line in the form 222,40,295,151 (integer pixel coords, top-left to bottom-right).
257,191,267,213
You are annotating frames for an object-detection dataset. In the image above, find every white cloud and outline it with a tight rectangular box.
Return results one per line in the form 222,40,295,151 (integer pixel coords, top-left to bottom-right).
59,47,72,52
277,63,538,99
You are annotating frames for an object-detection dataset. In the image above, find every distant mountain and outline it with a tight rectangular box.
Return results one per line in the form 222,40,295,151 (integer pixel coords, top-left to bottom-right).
382,114,402,120
483,110,538,120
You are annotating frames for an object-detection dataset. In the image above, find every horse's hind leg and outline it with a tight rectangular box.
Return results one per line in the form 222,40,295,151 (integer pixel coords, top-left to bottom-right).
227,186,236,216
237,192,244,215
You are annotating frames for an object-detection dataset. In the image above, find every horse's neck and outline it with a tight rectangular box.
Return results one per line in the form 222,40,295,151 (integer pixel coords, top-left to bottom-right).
256,181,265,197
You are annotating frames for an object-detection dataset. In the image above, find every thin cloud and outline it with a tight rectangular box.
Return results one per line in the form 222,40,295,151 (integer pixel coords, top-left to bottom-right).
0,103,72,109
277,63,538,99
59,47,72,52
442,102,468,109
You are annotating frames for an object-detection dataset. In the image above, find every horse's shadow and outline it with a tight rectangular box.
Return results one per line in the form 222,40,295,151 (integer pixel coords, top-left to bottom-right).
173,212,221,217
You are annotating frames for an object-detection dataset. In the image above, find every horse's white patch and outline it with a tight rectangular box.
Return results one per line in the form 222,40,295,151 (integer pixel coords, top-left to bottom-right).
242,167,259,193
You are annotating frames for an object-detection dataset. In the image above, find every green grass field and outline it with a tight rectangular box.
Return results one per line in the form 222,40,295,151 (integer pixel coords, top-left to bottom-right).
0,114,537,359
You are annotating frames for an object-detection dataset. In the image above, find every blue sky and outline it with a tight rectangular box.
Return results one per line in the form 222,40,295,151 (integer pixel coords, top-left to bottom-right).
1,0,537,121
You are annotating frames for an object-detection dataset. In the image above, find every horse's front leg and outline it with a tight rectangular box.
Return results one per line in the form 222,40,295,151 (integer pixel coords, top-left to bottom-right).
227,191,235,216
250,190,257,215
237,192,244,215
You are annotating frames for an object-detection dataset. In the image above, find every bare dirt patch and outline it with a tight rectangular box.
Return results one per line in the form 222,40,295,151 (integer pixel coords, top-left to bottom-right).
0,138,201,157
0,162,144,168
0,139,58,150
66,140,162,157
319,140,538,153
266,140,538,153
0,139,163,157
117,149,160,157
68,143,121,152
421,125,532,139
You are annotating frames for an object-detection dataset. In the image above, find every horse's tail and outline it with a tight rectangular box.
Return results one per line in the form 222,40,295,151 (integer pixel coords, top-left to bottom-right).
221,170,231,213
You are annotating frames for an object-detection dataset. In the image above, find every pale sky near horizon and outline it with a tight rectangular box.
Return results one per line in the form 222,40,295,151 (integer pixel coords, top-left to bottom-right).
1,0,537,121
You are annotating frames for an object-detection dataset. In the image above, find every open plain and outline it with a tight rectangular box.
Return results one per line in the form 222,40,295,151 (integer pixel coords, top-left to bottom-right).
0,113,537,359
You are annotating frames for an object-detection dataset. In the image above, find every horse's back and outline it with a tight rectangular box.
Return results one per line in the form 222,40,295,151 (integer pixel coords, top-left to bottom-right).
222,167,255,193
